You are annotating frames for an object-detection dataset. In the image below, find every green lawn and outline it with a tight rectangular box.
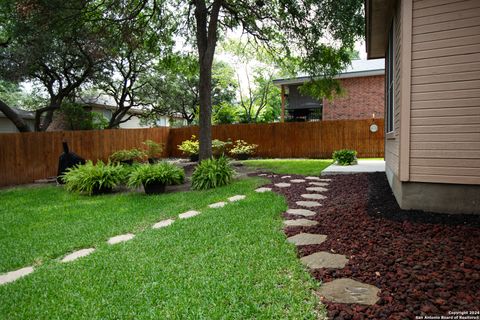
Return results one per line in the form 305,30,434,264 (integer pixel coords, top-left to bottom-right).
243,159,333,176
0,179,323,319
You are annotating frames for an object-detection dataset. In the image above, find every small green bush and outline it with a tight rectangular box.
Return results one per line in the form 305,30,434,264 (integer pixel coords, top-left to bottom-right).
178,135,199,156
229,140,258,155
109,149,146,163
191,156,235,190
332,149,357,166
212,139,231,157
128,162,185,188
142,140,163,159
63,161,126,195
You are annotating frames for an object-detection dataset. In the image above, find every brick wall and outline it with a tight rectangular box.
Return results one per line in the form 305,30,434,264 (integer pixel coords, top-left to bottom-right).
323,75,385,120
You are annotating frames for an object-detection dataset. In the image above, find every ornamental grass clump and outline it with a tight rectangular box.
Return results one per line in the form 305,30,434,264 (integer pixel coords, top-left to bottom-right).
128,162,185,194
63,160,126,195
332,149,358,166
191,156,235,190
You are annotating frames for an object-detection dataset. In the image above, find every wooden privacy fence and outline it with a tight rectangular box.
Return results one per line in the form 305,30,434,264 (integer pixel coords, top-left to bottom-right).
168,119,384,159
0,119,383,187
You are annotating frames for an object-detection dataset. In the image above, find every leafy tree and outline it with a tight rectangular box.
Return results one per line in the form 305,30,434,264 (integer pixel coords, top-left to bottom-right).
213,102,238,124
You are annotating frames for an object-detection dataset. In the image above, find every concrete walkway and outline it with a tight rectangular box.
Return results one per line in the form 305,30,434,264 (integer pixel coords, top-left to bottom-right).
322,159,385,175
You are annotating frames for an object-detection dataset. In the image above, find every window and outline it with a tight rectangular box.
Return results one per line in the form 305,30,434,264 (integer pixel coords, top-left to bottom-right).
386,23,395,133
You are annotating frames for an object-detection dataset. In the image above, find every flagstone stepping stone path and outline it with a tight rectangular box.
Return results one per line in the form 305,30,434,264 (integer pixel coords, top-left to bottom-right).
108,233,135,245
283,219,318,227
228,195,246,202
281,175,291,179
208,201,227,208
179,210,201,219
152,219,175,229
300,251,349,269
309,182,329,187
255,187,272,193
1,192,249,285
0,266,34,285
287,233,327,246
316,278,381,305
306,187,328,192
296,200,322,207
290,179,306,183
258,173,267,176
274,182,291,188
61,248,95,263
287,208,317,217
301,194,327,200
262,173,382,311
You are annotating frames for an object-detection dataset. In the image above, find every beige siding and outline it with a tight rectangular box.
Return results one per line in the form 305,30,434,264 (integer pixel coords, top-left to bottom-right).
385,1,403,176
410,0,480,185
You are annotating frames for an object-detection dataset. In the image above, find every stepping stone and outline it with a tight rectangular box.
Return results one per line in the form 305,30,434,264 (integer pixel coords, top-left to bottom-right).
306,187,328,192
319,178,332,182
301,252,349,269
152,219,175,229
208,201,227,208
287,208,317,217
228,195,246,202
309,182,329,187
284,219,318,227
287,233,327,246
296,201,322,207
61,248,95,263
290,179,306,183
301,194,327,200
306,176,321,180
0,266,34,285
281,175,291,179
274,182,291,188
179,210,200,219
255,187,272,193
258,173,267,176
108,233,135,245
316,278,380,305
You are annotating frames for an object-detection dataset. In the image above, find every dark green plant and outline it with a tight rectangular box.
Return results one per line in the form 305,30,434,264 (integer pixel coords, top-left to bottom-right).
142,140,164,159
191,156,235,190
128,162,185,188
63,161,126,195
212,139,231,157
109,149,146,163
332,149,357,166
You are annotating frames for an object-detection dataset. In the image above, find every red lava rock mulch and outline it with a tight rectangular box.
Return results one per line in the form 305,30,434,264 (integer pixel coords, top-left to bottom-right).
253,172,480,320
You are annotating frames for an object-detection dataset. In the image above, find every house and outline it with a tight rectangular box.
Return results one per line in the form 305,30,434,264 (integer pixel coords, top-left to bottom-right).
366,0,480,214
0,107,35,133
273,59,385,122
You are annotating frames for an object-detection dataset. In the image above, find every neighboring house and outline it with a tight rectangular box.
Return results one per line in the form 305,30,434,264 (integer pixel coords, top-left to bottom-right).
273,59,385,122
366,0,480,214
0,107,35,133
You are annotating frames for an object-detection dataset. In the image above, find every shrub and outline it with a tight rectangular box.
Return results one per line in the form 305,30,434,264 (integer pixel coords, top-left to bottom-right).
178,135,199,156
332,149,357,166
128,162,185,188
63,160,126,195
109,149,146,163
229,140,258,155
142,140,164,159
191,156,235,190
212,139,231,157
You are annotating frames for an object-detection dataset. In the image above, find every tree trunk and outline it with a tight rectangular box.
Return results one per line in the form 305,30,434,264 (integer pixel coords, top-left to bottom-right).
198,61,213,159
0,99,32,132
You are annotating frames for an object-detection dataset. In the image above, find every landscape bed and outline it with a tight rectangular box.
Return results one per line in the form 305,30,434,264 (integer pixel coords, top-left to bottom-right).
256,172,480,319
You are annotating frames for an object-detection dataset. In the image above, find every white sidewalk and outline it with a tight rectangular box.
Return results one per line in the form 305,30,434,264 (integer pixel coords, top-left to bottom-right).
322,160,385,175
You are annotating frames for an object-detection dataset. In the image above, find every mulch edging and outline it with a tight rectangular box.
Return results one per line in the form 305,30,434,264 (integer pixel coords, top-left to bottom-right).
253,172,480,320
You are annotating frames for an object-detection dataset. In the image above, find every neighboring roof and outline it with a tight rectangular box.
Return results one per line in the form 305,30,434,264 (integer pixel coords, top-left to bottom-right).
0,107,35,120
78,95,145,115
365,0,396,59
273,59,385,86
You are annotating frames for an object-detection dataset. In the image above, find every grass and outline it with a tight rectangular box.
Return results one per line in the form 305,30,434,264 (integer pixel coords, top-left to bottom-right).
0,179,323,319
243,159,333,176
